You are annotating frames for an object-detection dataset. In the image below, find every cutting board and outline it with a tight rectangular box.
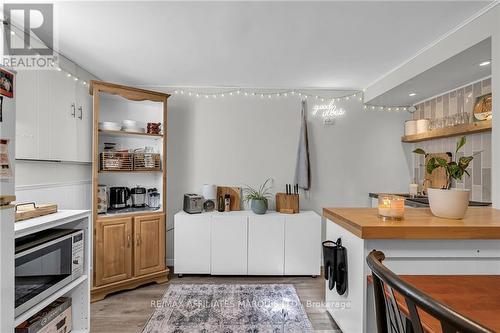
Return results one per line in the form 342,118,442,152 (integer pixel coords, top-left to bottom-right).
424,152,452,191
15,203,58,222
217,186,241,211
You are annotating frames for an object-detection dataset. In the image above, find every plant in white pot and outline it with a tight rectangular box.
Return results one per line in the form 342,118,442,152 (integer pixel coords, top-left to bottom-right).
243,179,272,215
413,136,474,219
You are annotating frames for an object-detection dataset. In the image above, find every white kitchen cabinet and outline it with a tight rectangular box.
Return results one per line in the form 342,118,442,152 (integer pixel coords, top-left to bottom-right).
211,214,248,275
248,214,284,275
284,212,321,276
174,213,211,274
15,61,94,162
49,63,78,161
175,211,321,276
15,70,37,159
75,67,93,162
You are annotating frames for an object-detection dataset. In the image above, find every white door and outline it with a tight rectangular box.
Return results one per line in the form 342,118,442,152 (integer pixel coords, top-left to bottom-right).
284,213,321,276
15,70,37,159
49,65,77,161
248,214,284,275
174,213,211,274
75,68,93,162
211,215,247,275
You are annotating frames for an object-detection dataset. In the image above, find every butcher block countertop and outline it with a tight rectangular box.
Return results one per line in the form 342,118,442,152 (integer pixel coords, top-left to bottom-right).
323,207,500,240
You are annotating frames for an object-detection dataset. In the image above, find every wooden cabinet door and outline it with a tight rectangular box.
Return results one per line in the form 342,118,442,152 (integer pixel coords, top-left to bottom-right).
133,215,165,277
95,217,133,286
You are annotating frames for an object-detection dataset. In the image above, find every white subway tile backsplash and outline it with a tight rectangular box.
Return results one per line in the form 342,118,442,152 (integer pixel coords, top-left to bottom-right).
482,78,491,94
472,185,482,202
412,79,492,201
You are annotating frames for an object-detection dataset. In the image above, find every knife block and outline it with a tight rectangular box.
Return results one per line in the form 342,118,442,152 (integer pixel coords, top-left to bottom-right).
275,193,299,214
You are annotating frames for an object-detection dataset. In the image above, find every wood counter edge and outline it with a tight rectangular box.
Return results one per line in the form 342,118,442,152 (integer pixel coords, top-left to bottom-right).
323,208,364,238
323,208,500,240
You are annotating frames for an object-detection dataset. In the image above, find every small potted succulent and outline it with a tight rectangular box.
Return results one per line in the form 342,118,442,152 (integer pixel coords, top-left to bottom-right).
413,136,474,219
244,179,272,214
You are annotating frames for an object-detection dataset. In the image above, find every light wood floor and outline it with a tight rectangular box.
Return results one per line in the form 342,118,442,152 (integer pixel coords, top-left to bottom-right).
91,269,341,332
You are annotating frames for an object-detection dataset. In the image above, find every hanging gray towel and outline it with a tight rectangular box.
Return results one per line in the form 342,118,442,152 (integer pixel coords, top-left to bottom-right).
294,99,311,190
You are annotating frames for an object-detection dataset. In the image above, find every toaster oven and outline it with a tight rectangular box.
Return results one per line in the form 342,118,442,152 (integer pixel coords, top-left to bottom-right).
183,193,203,214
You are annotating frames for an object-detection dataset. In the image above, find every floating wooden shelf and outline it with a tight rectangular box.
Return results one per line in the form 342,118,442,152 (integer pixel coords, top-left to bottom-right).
402,120,492,143
98,129,163,138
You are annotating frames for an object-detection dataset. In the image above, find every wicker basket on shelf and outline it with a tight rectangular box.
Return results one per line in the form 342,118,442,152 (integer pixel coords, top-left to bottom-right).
100,151,133,171
134,153,161,171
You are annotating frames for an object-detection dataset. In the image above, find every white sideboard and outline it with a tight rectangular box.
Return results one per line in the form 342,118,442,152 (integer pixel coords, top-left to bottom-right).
174,210,321,276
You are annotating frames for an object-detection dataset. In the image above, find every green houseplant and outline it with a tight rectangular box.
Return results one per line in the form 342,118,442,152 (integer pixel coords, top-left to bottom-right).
244,178,272,214
413,136,474,219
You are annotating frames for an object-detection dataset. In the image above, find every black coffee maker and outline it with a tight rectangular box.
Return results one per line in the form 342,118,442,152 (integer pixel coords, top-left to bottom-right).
109,187,130,209
322,238,348,295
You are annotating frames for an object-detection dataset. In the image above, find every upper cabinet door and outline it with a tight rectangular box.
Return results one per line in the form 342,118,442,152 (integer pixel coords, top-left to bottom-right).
75,68,93,163
49,64,77,161
15,70,37,159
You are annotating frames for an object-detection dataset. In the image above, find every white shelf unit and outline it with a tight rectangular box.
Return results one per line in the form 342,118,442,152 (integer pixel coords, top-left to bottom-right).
14,210,91,332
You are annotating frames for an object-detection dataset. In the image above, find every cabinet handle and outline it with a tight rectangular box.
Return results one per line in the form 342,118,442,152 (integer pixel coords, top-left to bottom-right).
136,233,141,247
71,103,76,117
127,234,131,248
78,106,83,120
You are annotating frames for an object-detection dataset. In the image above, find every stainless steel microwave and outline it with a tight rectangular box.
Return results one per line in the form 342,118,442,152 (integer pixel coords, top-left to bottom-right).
15,229,84,317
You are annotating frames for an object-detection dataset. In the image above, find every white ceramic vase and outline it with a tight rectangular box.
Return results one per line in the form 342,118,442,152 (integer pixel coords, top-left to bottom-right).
427,188,470,219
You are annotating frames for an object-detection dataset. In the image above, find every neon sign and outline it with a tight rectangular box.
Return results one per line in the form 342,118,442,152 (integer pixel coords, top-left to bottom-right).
312,101,346,120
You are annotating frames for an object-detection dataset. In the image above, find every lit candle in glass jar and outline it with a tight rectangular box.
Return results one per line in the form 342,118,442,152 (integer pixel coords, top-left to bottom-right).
378,195,405,220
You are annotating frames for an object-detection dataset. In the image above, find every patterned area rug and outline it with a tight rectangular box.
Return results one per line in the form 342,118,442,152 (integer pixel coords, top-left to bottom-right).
142,284,313,333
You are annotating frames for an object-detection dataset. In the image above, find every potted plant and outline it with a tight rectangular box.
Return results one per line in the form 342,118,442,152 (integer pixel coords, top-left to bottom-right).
244,179,272,214
413,136,474,219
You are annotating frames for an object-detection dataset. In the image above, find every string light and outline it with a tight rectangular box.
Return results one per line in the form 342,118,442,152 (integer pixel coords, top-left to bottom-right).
165,88,410,112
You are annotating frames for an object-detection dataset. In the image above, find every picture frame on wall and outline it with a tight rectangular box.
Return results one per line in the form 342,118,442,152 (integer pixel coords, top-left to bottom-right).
0,68,14,98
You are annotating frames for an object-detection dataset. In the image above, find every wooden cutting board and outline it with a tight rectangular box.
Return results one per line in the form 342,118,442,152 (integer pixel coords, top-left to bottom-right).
424,152,452,191
217,186,241,211
15,203,58,222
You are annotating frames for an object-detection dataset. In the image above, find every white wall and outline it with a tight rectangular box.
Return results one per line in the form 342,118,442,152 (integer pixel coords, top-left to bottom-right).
163,91,411,262
15,162,91,210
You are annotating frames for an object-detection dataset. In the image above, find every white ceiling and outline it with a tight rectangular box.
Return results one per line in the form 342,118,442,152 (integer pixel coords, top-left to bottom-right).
369,37,492,106
53,1,491,89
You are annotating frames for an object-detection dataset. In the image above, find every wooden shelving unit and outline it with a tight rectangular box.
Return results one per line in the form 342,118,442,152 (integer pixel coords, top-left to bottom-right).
90,80,170,302
401,120,492,143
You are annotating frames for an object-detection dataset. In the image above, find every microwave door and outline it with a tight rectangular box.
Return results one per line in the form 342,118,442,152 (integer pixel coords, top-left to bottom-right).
15,236,73,316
